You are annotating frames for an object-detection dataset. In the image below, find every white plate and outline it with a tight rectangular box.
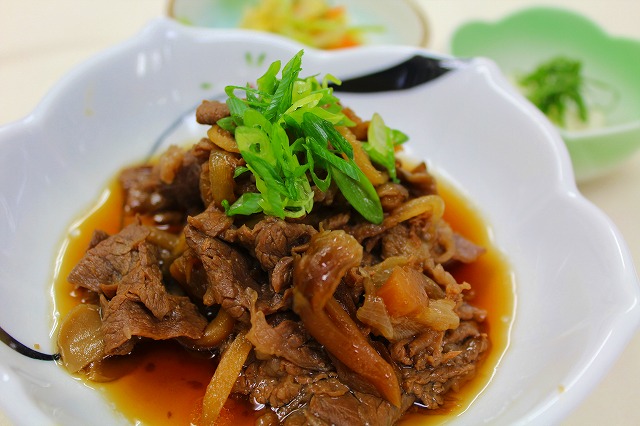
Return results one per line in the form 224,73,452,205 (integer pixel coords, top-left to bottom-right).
0,18,638,426
167,0,429,47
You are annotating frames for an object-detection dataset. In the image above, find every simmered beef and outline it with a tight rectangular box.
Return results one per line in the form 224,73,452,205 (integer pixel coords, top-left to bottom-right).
233,357,344,416
195,99,230,125
184,223,262,320
101,293,207,355
451,233,486,264
111,241,172,319
235,356,414,426
119,141,212,223
247,307,330,371
68,224,150,293
237,217,317,271
67,223,207,355
301,390,415,426
397,161,438,197
58,99,494,426
187,202,235,238
377,182,410,212
401,322,489,409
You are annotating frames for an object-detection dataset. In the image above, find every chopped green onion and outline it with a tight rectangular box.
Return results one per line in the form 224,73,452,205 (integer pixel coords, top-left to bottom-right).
364,113,398,182
330,165,383,224
216,49,405,224
222,193,263,216
518,56,589,126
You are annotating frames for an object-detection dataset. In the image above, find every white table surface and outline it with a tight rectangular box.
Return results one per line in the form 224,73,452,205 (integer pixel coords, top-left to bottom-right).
1,1,639,425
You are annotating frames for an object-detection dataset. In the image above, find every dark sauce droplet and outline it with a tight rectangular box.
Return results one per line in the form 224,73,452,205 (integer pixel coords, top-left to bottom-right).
187,380,204,390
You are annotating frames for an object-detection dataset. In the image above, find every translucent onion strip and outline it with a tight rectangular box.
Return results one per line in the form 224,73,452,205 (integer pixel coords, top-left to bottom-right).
207,124,240,153
208,148,237,208
57,304,105,373
384,194,444,228
337,126,387,186
201,332,252,425
356,294,394,339
183,308,235,349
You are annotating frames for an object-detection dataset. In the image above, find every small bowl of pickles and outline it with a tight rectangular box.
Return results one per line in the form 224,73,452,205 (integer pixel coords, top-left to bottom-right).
451,6,640,182
167,0,429,50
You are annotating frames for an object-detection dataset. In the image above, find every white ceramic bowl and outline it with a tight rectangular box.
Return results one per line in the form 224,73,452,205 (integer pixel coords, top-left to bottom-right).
0,18,638,426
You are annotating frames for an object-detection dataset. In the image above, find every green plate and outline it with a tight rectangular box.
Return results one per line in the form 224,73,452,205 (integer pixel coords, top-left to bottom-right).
451,7,640,182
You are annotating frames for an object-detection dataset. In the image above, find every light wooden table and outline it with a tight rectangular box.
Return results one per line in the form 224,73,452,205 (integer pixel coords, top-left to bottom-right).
1,1,638,425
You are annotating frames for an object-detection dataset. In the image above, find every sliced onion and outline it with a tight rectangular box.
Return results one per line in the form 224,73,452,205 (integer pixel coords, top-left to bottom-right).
415,299,459,331
363,256,411,289
156,145,184,184
337,126,387,186
182,308,235,349
292,230,402,407
208,148,237,208
207,124,239,153
201,332,252,425
57,304,105,373
356,295,394,339
384,194,445,228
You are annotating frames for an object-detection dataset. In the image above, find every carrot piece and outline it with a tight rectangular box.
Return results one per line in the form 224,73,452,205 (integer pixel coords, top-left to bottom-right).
376,266,430,318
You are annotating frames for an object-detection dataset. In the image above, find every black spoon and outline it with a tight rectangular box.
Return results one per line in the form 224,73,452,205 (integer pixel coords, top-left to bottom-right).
0,326,59,361
330,54,467,93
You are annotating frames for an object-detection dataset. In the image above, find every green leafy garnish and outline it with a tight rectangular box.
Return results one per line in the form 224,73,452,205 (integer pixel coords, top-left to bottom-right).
217,49,401,224
363,113,408,183
518,56,588,126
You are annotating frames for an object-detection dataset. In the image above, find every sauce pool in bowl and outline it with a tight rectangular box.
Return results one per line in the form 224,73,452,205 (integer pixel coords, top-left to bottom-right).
51,173,514,425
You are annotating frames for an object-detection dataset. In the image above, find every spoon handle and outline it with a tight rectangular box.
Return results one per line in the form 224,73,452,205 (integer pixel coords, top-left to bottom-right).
332,55,467,92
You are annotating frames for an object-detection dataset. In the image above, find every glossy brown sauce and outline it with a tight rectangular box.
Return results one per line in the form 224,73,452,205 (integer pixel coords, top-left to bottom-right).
52,177,514,426
399,180,514,425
